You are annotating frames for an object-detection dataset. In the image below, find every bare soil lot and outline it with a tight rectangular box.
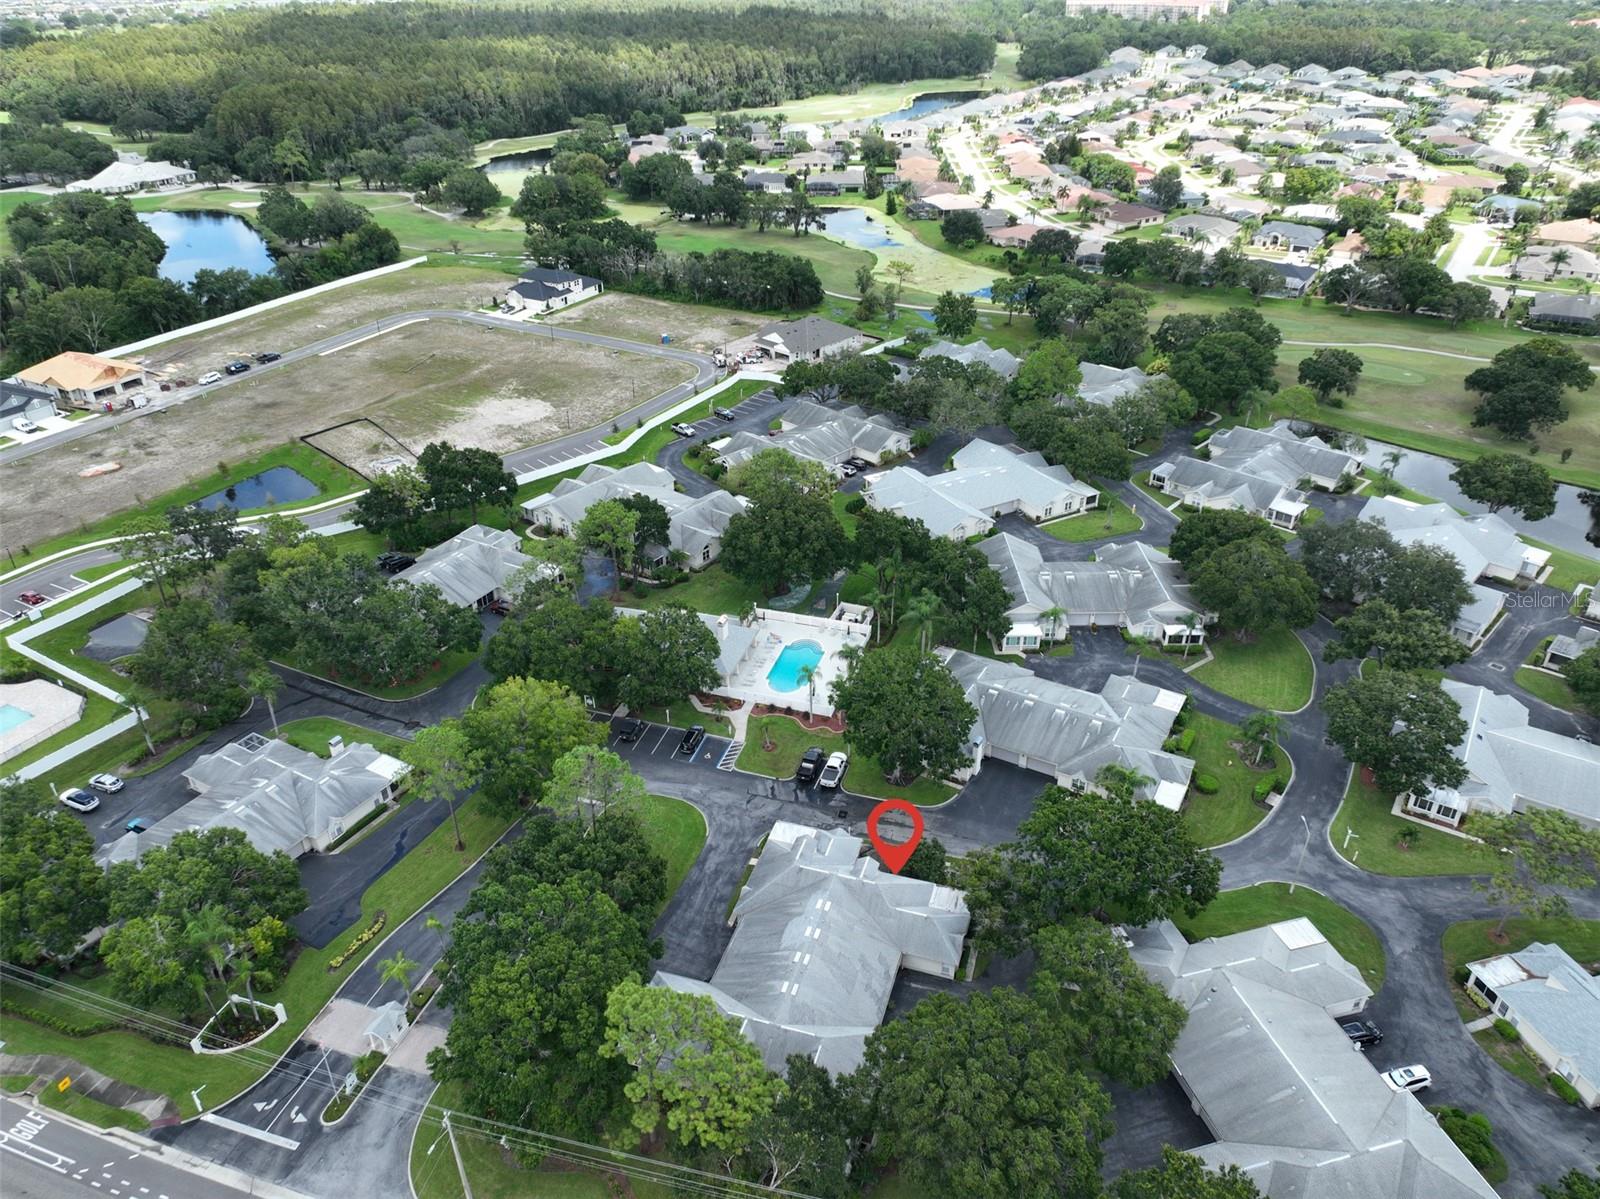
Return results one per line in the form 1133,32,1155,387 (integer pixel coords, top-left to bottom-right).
4,317,691,548
544,293,768,352
138,265,514,377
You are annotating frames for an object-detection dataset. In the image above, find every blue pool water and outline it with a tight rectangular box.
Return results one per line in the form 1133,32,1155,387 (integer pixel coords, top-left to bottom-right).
141,211,275,284
0,705,33,734
766,640,825,693
196,466,318,511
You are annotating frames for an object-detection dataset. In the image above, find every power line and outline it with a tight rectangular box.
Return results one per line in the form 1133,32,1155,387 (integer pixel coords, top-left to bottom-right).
0,965,821,1199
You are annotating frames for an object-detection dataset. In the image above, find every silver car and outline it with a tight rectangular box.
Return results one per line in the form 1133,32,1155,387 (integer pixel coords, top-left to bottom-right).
88,773,124,794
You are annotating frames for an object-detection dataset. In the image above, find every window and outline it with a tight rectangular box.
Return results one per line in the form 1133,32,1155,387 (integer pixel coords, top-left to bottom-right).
1436,805,1459,822
702,546,712,563
1496,1000,1509,1016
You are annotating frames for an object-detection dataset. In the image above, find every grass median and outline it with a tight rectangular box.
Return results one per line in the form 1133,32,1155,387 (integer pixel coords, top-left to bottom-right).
737,713,956,805
1190,627,1314,711
1330,772,1494,877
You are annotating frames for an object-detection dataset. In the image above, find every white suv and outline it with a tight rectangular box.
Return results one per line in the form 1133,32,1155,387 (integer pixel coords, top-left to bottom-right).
1381,1065,1432,1094
58,788,100,814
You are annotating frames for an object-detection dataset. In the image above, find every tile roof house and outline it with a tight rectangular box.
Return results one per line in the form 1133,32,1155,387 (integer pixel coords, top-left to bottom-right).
1359,496,1550,584
865,440,1098,541
1098,201,1165,231
16,351,147,409
99,735,409,865
917,338,1020,378
524,461,747,568
1251,220,1327,252
753,316,869,363
1528,292,1600,329
938,649,1194,808
1535,218,1600,246
978,532,1209,649
1513,245,1600,282
1164,213,1241,248
393,524,538,608
716,400,909,469
1403,679,1600,829
1465,942,1600,1107
653,820,969,1075
506,267,602,314
1128,917,1500,1199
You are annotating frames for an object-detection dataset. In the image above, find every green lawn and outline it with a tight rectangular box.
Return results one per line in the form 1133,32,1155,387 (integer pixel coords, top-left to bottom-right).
0,793,516,1119
0,1074,31,1093
4,442,365,574
277,716,412,759
832,490,861,537
1132,471,1175,508
1181,713,1286,847
1331,772,1495,876
1174,882,1386,990
1514,666,1580,712
275,646,479,701
1190,627,1314,711
1526,538,1600,593
738,714,956,805
39,1082,151,1132
625,564,768,616
1358,468,1439,506
636,794,707,901
1039,494,1142,542
1442,917,1600,983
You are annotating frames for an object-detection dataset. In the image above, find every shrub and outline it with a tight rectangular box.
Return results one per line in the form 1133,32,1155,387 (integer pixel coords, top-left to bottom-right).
844,495,867,515
631,581,648,597
1193,773,1220,794
1176,727,1196,753
1433,1107,1503,1176
1453,965,1471,986
327,913,387,972
1492,1018,1519,1042
1549,1074,1582,1105
1252,778,1277,802
1191,428,1213,446
1396,825,1419,850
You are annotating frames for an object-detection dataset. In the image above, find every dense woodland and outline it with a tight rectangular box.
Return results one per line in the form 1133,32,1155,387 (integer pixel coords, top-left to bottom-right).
1018,0,1600,80
0,3,992,178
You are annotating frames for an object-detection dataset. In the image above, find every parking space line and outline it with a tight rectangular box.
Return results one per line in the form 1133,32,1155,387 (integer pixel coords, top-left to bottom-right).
649,725,671,754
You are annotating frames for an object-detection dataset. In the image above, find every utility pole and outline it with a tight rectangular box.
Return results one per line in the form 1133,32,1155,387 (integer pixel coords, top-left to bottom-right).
444,1111,474,1199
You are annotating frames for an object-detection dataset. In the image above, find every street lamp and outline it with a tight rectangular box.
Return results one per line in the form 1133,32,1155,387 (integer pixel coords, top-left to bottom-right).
1289,813,1312,894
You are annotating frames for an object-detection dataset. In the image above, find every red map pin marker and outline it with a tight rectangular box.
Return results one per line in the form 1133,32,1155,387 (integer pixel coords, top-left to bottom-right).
866,798,924,874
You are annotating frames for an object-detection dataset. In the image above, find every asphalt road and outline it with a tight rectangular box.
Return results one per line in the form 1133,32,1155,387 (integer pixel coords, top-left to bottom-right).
0,1097,284,1199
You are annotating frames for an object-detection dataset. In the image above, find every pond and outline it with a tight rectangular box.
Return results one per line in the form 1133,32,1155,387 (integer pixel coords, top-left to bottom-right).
1354,438,1599,555
481,149,550,195
140,210,275,284
196,466,318,512
818,206,908,251
877,91,980,124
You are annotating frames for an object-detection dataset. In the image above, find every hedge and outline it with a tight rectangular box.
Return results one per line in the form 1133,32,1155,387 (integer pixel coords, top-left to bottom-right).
1492,1018,1519,1042
327,912,387,972
1550,1074,1582,1105
1191,428,1213,445
1193,773,1220,794
1176,727,1196,753
0,1000,123,1039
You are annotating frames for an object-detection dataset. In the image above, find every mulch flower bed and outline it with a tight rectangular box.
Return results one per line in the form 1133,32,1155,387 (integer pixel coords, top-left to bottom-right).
753,704,846,733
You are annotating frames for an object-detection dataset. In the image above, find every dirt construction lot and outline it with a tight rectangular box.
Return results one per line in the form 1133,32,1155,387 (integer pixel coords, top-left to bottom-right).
2,312,692,549
544,292,769,352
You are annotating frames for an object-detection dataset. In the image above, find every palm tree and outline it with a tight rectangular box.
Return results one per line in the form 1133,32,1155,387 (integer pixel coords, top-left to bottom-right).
1094,763,1154,801
121,680,158,757
185,905,235,1014
906,590,943,654
1241,711,1281,766
1549,247,1572,279
797,663,819,720
1177,613,1200,660
233,953,263,1024
1039,607,1066,647
379,950,419,1000
247,666,281,736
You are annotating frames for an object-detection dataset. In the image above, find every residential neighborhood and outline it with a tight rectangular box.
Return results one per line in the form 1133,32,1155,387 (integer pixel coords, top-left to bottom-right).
2,5,1600,1199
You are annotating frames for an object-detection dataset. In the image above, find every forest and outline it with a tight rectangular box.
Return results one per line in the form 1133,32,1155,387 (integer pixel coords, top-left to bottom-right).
0,3,993,178
1018,0,1600,79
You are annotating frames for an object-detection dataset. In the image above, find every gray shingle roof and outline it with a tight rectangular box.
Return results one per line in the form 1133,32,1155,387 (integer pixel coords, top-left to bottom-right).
1424,680,1600,824
938,649,1193,805
1468,942,1600,1089
99,737,407,865
717,401,908,469
654,820,968,1075
1359,497,1543,581
866,440,1095,539
524,463,748,561
1207,421,1360,485
917,339,1020,378
755,316,862,360
392,524,530,607
1131,918,1499,1199
978,532,1204,635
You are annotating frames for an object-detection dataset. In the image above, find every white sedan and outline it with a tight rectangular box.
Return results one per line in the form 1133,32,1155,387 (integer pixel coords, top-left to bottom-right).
818,751,849,790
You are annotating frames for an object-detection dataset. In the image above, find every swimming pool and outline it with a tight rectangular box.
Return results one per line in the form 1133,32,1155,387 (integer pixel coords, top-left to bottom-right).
0,704,33,734
766,640,825,693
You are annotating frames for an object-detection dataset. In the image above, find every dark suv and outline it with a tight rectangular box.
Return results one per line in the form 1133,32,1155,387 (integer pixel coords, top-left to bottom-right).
796,746,825,785
677,725,706,756
1341,1019,1383,1050
615,717,646,742
225,360,251,375
376,551,416,573
254,351,282,364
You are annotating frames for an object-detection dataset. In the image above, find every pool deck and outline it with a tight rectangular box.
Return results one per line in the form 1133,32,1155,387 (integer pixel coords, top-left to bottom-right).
0,679,86,762
714,608,871,718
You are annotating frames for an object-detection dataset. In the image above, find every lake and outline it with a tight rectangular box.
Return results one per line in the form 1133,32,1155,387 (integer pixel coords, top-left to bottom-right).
877,91,980,124
818,207,907,251
141,210,275,284
196,466,318,512
1355,439,1599,555
481,149,550,194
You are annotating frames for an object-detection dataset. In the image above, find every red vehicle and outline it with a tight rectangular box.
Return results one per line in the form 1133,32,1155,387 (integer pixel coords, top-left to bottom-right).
17,591,47,606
